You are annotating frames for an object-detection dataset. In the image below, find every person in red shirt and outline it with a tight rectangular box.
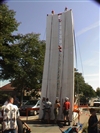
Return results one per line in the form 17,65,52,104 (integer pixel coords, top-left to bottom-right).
63,97,70,126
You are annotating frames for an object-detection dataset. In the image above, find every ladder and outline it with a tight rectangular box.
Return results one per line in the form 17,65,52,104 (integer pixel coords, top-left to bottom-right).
56,14,62,97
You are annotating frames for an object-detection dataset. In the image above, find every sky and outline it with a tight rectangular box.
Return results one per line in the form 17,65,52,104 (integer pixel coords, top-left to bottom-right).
1,0,100,90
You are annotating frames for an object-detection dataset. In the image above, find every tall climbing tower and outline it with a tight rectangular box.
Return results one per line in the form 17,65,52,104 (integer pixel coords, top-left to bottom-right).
39,8,74,121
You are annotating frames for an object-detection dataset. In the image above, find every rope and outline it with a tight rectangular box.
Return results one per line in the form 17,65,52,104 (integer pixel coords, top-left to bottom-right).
75,37,84,78
74,30,85,103
74,30,79,103
73,30,86,125
72,29,80,125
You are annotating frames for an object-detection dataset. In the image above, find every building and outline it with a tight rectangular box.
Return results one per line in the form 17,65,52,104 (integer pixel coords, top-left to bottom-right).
0,83,15,94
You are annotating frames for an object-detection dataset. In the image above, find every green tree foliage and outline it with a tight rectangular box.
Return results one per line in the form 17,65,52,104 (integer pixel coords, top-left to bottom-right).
11,33,45,90
96,87,100,97
0,4,21,79
0,4,45,93
74,68,85,94
0,4,20,46
82,83,96,98
74,68,96,98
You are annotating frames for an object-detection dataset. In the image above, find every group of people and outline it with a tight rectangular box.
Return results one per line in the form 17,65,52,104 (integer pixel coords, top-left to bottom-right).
41,96,100,133
1,95,100,133
41,97,70,125
0,96,31,133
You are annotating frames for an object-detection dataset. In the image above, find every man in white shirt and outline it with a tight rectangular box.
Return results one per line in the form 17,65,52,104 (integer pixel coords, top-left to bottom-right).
1,97,20,133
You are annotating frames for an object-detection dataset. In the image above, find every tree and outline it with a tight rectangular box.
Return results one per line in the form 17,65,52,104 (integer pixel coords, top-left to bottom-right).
0,4,21,79
82,83,96,98
0,4,45,96
74,68,96,98
0,4,20,47
74,68,85,94
96,87,100,97
10,33,45,103
11,33,45,90
0,4,45,100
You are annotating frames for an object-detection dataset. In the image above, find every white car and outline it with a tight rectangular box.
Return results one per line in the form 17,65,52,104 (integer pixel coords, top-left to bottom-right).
93,99,100,107
20,99,40,116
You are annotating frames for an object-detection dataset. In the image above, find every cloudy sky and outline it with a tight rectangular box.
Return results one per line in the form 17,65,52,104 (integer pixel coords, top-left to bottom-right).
1,0,100,90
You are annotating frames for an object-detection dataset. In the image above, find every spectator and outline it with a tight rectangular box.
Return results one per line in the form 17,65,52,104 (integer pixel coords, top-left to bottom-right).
88,108,100,133
1,97,20,133
63,97,70,126
45,98,52,123
54,98,60,123
41,97,46,121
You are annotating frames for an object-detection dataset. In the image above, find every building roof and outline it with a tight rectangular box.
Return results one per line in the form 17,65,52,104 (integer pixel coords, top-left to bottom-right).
0,83,15,91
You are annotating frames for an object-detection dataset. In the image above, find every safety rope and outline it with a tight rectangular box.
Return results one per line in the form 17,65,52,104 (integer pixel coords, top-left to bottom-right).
75,37,84,78
74,29,80,105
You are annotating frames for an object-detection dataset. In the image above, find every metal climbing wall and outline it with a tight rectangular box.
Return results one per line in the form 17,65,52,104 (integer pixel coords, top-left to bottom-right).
39,9,74,121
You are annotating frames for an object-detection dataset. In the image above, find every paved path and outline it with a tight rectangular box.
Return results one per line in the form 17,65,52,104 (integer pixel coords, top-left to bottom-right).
21,109,92,133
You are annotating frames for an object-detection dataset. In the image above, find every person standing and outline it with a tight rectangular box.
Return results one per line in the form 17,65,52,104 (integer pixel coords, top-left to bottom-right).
88,108,100,133
41,97,46,121
63,97,70,126
54,99,60,123
45,98,52,123
1,97,20,133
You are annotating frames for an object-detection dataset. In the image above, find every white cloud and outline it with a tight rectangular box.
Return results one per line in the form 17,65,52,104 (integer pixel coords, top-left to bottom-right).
76,21,100,36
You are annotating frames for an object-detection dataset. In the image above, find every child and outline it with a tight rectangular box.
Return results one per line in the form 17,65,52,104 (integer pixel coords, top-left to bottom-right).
88,108,100,133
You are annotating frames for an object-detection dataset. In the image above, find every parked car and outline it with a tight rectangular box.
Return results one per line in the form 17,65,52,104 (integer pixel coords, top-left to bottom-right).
20,99,40,116
93,99,100,107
